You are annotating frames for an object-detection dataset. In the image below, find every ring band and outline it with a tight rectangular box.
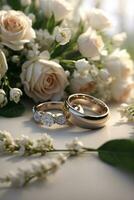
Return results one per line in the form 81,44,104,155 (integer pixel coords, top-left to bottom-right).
64,93,110,129
33,101,67,127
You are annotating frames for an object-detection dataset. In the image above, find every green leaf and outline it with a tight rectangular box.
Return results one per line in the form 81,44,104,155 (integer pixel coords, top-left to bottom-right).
98,139,134,172
0,102,25,118
51,43,70,58
46,14,55,34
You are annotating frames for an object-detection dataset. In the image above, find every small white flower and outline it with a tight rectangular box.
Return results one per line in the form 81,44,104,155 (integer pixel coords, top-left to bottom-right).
75,59,91,74
39,51,50,60
2,131,15,146
36,29,54,49
65,70,70,77
57,153,68,163
31,162,45,176
36,134,53,151
66,138,84,154
118,103,134,121
11,55,20,63
90,65,99,77
7,171,26,187
54,27,71,45
0,89,7,108
49,158,61,169
10,88,23,103
16,135,32,146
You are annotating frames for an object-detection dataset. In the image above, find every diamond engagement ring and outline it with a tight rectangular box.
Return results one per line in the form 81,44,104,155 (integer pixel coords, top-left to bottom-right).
64,93,110,129
33,102,67,127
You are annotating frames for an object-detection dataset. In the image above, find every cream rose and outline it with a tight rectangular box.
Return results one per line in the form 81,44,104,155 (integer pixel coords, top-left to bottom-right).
21,59,68,102
87,8,112,30
104,49,134,79
78,28,104,58
0,10,36,50
40,0,72,21
0,49,8,80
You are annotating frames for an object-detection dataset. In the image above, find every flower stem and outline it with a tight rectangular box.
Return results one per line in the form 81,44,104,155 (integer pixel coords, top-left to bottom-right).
82,147,97,152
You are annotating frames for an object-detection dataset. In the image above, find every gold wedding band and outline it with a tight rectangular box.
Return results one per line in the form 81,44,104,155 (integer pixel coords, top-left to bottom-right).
64,93,110,129
33,101,67,127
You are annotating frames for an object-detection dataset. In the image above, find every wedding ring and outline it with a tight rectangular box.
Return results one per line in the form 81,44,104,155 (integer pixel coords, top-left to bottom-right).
64,93,110,129
33,102,67,127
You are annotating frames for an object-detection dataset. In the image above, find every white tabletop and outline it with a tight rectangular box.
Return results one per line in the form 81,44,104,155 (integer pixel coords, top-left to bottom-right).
0,103,134,200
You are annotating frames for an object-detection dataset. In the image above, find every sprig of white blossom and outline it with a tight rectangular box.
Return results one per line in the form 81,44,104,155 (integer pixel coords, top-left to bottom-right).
0,135,86,187
0,130,54,155
118,103,134,122
0,153,69,187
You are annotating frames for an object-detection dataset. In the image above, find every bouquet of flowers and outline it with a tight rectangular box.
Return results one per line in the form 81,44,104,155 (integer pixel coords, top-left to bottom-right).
0,0,133,117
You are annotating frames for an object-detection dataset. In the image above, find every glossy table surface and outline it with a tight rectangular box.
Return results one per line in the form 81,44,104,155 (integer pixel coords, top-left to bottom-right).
0,103,134,200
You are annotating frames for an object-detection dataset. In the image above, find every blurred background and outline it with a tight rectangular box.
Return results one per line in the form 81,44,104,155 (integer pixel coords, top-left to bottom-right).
70,0,134,59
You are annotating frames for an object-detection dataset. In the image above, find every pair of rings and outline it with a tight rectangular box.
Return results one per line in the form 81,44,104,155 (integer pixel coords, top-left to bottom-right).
33,93,110,129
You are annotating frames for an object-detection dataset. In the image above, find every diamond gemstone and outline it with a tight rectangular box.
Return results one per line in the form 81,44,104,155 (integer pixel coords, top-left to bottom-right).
55,113,66,125
41,112,54,127
34,111,42,123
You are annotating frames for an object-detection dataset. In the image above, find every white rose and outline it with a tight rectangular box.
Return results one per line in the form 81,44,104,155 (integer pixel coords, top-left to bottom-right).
78,28,104,58
112,32,127,47
21,59,68,102
0,49,8,80
104,49,134,79
111,78,134,102
10,88,23,103
40,0,72,21
0,10,36,51
87,8,112,30
54,27,71,45
0,89,7,108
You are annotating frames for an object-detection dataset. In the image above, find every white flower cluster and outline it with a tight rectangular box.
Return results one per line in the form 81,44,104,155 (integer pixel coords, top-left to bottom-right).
0,134,85,187
71,9,134,102
0,153,68,187
118,103,134,122
0,88,22,108
0,131,54,155
66,137,84,155
0,0,133,114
